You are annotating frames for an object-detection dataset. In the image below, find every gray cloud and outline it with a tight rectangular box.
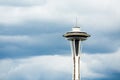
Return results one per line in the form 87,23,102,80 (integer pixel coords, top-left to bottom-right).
0,21,70,59
84,26,120,53
0,20,120,59
0,0,46,6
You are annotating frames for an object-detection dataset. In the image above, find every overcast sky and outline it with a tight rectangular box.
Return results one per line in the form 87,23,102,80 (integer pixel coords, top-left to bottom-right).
0,0,120,80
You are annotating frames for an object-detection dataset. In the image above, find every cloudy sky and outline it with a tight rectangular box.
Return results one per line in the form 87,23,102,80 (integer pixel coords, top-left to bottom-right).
0,0,120,80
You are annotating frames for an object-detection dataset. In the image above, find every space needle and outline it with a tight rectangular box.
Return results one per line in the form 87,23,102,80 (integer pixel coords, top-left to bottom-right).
63,23,90,80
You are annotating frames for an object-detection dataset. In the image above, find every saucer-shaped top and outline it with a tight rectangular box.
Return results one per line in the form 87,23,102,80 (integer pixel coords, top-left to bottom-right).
63,32,90,37
63,32,90,41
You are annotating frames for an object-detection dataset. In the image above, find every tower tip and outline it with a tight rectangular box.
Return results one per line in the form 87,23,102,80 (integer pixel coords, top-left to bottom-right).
72,27,80,32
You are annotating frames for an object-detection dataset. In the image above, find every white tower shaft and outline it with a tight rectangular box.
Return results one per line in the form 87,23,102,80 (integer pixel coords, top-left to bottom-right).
71,40,81,80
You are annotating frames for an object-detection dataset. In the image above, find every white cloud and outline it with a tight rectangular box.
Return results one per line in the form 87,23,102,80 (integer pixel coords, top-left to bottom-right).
0,48,120,80
0,0,120,31
0,55,72,80
81,48,120,74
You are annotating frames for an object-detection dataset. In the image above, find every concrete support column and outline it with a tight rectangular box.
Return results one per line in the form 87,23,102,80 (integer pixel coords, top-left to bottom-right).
71,40,81,80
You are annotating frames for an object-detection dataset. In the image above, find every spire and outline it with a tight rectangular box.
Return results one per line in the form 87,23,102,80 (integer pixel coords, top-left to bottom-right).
74,16,80,28
72,17,80,32
75,17,78,27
